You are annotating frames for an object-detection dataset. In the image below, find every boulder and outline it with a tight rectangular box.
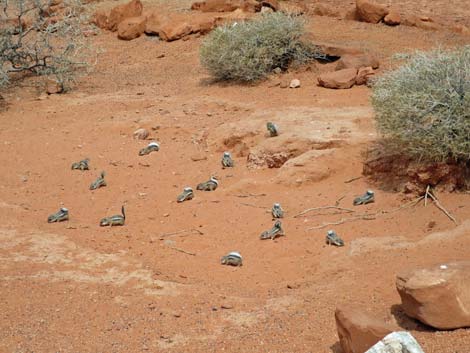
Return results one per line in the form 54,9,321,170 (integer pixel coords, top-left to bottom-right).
355,0,388,24
117,16,147,40
335,54,380,70
107,0,143,32
317,69,358,89
91,9,108,29
396,261,470,329
384,10,401,26
145,11,162,35
355,66,375,85
191,0,260,12
365,332,424,353
335,307,398,353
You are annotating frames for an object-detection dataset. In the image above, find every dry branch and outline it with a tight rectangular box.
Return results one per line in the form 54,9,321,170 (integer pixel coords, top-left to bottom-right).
294,206,355,218
159,229,204,239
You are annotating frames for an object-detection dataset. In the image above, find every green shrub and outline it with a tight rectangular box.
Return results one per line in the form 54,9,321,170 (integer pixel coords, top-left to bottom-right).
371,46,470,163
200,13,320,82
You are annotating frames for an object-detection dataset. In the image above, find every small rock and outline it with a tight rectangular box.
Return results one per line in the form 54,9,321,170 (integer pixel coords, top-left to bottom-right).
384,10,401,26
317,68,358,89
355,66,375,86
355,0,389,24
133,128,149,140
221,303,233,309
117,15,147,40
365,331,424,353
289,79,300,88
335,307,398,353
396,261,470,329
46,80,63,95
107,0,143,31
190,153,207,162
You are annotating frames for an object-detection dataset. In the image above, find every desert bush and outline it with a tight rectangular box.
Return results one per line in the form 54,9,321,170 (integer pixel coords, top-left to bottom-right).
371,46,470,164
200,12,322,82
0,0,94,91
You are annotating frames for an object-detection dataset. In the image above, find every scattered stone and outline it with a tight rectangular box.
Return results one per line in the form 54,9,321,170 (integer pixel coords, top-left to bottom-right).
107,0,143,32
396,261,470,329
289,79,300,88
91,9,108,29
384,10,401,26
365,331,424,353
335,307,397,353
133,128,149,140
355,0,389,24
335,54,379,70
118,16,147,40
317,68,358,89
355,66,375,85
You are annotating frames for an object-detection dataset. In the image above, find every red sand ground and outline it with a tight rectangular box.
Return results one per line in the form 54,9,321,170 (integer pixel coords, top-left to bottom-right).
1,1,470,352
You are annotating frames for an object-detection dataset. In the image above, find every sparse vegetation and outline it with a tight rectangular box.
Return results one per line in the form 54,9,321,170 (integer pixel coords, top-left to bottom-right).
0,0,94,91
371,46,470,164
200,12,322,82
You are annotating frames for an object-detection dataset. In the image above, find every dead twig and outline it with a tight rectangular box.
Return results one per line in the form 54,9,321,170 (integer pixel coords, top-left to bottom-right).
233,193,267,198
294,206,355,218
307,214,376,230
426,191,458,225
344,176,362,183
240,203,268,209
335,194,347,206
306,195,424,231
159,229,204,239
167,246,196,256
381,196,424,214
424,185,430,207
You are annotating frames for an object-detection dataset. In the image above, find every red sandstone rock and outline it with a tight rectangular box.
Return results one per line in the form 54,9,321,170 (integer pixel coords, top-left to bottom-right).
318,68,358,89
355,0,388,24
335,307,397,353
396,261,470,329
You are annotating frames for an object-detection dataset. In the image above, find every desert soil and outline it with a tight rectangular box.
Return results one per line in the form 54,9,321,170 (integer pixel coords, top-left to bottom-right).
1,0,470,352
